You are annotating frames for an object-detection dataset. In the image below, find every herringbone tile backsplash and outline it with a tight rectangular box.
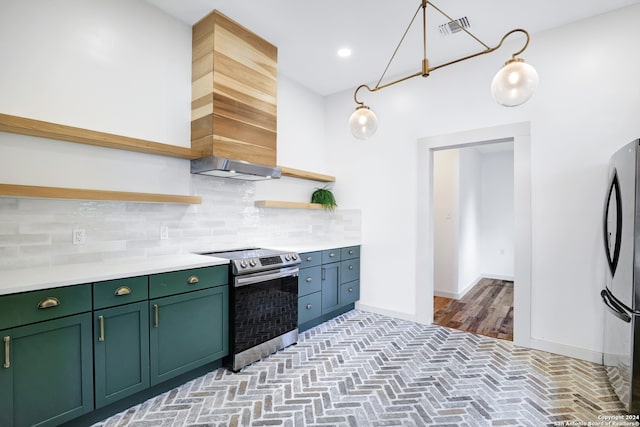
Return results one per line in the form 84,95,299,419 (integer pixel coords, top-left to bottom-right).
94,310,625,426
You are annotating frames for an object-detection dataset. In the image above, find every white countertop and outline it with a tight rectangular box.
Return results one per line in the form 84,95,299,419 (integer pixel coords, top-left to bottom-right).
265,241,360,253
0,254,229,296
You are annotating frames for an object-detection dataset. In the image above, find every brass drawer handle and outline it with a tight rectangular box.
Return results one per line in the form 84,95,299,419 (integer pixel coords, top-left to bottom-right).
37,297,60,309
306,277,313,283
98,315,105,342
348,249,354,255
306,304,312,310
3,336,9,369
187,275,199,284
306,256,312,262
348,288,353,293
348,265,354,270
329,252,335,257
153,304,159,328
114,286,131,296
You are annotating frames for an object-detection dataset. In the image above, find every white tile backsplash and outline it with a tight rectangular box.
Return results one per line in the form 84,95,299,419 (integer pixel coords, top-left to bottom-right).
0,175,361,269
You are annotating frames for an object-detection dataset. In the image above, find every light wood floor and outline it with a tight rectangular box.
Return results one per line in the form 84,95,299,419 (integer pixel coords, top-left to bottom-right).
433,278,514,341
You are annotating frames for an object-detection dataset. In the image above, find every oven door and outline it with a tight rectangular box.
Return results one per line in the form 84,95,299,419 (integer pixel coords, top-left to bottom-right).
231,266,299,366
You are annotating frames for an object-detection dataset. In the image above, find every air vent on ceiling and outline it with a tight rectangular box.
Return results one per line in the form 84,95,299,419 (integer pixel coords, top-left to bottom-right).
438,16,471,35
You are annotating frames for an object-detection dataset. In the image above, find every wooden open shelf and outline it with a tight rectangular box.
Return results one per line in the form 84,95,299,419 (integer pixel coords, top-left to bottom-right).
0,184,201,204
278,166,335,182
0,113,199,159
255,200,325,210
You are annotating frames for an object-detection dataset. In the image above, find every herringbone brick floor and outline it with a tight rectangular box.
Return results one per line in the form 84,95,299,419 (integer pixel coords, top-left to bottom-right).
93,310,625,426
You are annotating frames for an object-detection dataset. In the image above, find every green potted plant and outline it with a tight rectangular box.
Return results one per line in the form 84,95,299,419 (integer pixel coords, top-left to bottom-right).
311,186,337,211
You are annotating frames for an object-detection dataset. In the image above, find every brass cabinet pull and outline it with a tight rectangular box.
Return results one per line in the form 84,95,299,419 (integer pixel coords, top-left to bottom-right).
153,304,159,328
98,316,105,342
37,297,60,309
306,277,313,283
187,275,199,284
306,256,312,262
3,336,9,369
329,252,335,257
348,249,354,255
114,286,131,296
348,288,353,293
348,265,354,270
306,304,312,310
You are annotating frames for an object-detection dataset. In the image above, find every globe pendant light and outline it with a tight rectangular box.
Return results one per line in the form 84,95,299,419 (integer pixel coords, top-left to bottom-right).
491,58,539,106
349,105,378,139
348,1,538,139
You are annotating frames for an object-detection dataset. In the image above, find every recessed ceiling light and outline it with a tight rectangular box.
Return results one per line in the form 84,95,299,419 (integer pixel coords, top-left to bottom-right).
337,48,352,58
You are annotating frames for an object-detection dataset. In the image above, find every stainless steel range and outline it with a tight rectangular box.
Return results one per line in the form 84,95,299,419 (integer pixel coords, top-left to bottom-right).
201,248,300,371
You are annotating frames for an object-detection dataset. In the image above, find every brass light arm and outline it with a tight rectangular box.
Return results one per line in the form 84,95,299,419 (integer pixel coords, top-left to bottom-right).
429,29,531,74
352,28,531,105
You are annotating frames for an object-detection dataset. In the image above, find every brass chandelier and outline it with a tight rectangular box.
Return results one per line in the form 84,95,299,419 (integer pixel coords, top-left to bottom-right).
349,0,539,139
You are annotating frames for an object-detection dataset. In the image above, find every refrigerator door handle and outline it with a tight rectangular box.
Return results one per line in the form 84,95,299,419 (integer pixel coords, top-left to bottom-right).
603,170,623,277
601,289,631,323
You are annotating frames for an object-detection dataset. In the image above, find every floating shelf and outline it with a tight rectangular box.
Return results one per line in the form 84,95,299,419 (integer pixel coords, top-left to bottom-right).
0,113,199,160
255,200,325,210
278,166,335,182
0,184,201,204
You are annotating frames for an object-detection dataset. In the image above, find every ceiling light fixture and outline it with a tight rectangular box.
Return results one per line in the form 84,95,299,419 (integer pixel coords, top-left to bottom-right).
349,0,539,139
337,47,352,58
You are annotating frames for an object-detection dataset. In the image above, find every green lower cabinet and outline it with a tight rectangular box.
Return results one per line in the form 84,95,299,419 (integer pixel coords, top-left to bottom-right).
298,292,322,324
94,302,150,409
340,280,360,306
321,262,340,314
149,286,228,386
0,313,93,427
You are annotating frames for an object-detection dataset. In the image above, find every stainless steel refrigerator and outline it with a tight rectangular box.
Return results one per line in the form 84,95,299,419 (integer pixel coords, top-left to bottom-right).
602,139,640,414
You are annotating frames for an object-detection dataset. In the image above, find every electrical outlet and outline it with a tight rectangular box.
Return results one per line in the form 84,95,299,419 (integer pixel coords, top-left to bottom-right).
72,229,86,245
160,226,169,240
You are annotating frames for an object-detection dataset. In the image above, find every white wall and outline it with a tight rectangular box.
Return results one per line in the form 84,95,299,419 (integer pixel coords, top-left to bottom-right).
0,0,359,268
326,4,640,360
480,150,515,278
457,147,482,293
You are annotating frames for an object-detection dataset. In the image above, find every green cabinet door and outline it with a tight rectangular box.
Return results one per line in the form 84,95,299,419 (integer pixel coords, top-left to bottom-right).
321,263,340,314
149,286,228,386
0,313,93,427
94,301,150,408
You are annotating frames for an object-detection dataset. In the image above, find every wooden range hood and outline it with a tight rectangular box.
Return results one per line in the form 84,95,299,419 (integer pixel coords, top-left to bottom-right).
190,10,280,180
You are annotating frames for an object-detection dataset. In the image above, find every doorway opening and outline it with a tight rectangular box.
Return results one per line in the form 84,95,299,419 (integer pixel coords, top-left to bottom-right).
414,122,532,349
432,143,515,341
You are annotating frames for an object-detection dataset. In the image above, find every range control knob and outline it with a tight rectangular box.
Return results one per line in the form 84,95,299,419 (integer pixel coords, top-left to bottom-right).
285,254,291,261
291,253,298,260
249,259,257,267
239,260,248,269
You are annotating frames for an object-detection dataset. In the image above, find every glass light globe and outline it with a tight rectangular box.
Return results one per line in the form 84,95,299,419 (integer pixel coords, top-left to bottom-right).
491,58,539,107
349,106,378,139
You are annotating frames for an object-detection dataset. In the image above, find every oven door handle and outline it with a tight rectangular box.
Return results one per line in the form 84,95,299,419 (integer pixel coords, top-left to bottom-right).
235,267,299,287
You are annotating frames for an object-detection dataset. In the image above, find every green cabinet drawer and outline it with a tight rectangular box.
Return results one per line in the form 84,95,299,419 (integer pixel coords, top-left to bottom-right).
0,284,92,330
322,248,341,264
298,292,322,325
299,251,322,268
341,246,360,260
340,280,360,306
340,259,360,284
93,276,148,309
298,266,322,297
149,265,228,299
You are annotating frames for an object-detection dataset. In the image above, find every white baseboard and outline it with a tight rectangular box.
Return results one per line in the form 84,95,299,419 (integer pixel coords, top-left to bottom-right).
354,302,422,324
356,303,602,364
434,275,515,300
529,338,602,364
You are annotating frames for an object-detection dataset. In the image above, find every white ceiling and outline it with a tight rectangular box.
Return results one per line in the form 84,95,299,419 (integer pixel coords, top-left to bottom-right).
146,0,640,96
